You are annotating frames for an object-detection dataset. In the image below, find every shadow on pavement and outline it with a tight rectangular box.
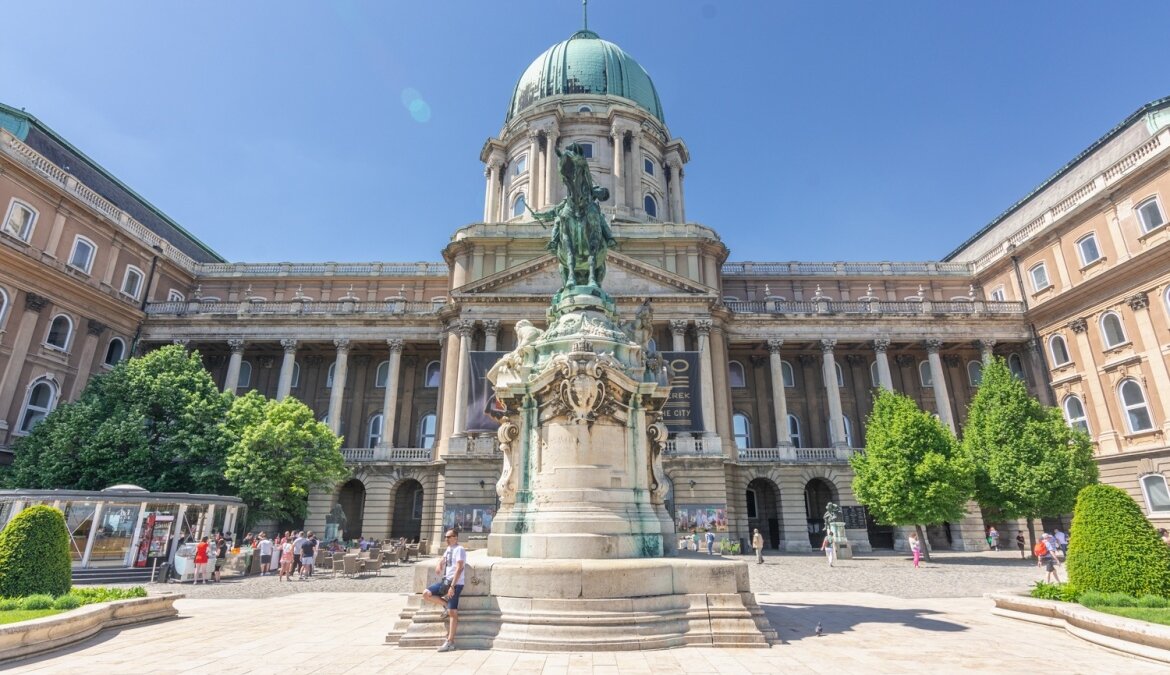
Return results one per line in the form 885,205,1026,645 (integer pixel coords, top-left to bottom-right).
759,602,968,644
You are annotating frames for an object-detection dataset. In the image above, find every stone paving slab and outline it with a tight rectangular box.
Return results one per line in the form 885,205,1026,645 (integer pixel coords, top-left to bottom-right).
9,591,1164,673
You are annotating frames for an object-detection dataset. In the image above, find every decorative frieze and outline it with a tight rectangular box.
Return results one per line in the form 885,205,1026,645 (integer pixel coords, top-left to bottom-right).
85,320,108,336
24,293,49,313
767,338,783,354
1069,318,1088,333
1127,292,1150,311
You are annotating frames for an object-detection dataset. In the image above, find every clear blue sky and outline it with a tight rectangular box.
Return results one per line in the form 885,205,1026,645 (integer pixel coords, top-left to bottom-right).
3,1,1168,264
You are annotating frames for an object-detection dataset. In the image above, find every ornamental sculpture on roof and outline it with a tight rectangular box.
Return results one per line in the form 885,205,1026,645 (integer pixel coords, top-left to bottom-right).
530,142,617,289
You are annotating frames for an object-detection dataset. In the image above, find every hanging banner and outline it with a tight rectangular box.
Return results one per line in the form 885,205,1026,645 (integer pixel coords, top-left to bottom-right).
467,351,506,433
661,351,704,433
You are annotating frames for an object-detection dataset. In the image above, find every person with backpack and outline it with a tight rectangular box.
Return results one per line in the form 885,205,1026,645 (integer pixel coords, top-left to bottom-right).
1035,535,1061,583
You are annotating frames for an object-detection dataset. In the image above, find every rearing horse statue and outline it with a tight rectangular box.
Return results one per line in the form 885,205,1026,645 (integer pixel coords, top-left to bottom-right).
530,143,617,289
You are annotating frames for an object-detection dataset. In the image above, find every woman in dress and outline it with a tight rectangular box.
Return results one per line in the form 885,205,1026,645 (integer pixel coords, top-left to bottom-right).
193,536,210,584
279,535,295,581
909,532,922,568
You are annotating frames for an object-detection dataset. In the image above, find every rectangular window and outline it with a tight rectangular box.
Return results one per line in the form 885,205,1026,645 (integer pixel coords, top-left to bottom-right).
989,287,1007,302
68,238,95,274
513,154,527,176
643,157,654,175
1029,263,1050,292
1076,234,1101,266
1137,197,1166,233
167,289,185,302
3,201,35,241
578,142,593,159
121,267,144,300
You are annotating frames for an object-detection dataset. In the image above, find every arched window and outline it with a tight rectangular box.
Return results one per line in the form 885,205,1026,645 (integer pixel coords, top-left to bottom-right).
512,154,527,176
1100,312,1127,348
1140,474,1170,513
967,361,983,386
732,412,751,449
1136,196,1166,233
1076,233,1101,266
577,105,592,113
367,414,383,448
643,195,657,218
120,265,145,300
167,289,185,302
1166,286,1170,317
375,360,390,388
0,287,9,330
1029,262,1050,291
68,235,96,274
781,360,795,388
45,314,72,351
870,361,879,387
1119,379,1154,432
103,338,125,366
918,360,933,387
18,378,57,433
843,416,854,446
728,361,746,388
2,199,36,241
424,361,441,388
512,193,526,218
788,414,802,448
238,361,253,389
290,362,301,388
1049,334,1071,366
326,362,336,388
834,362,845,388
418,412,437,448
1008,354,1026,379
1063,395,1089,433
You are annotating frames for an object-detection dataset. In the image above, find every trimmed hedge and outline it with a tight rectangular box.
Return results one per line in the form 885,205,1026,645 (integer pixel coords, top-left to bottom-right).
1067,484,1170,597
0,506,71,598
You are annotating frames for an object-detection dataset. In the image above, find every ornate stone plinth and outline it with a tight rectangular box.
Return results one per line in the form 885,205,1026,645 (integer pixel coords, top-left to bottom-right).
386,552,777,650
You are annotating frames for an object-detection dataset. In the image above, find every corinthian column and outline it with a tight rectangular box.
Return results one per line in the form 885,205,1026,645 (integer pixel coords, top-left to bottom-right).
67,320,107,400
1127,293,1170,435
768,339,791,446
544,128,559,206
482,163,498,223
925,339,954,432
452,320,474,437
483,320,500,351
821,339,847,446
223,339,245,393
670,320,688,351
380,339,404,446
695,320,717,439
978,338,996,365
527,131,542,209
610,128,626,211
276,339,297,400
873,339,893,390
327,339,350,436
667,160,683,223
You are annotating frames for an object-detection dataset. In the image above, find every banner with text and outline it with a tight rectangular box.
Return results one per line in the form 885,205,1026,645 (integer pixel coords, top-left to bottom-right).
466,351,506,433
661,351,704,434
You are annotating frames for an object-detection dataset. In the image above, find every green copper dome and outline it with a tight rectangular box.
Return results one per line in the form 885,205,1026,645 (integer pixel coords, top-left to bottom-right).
507,30,664,123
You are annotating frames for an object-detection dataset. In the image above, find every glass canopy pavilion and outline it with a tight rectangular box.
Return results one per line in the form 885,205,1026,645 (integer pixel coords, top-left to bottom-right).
0,486,246,569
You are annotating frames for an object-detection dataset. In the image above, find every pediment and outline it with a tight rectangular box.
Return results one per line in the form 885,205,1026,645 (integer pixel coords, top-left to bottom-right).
457,252,712,297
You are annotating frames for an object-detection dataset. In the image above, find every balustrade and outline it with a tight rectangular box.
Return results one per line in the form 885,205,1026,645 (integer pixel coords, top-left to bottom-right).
726,299,1023,316
340,447,434,463
733,446,857,463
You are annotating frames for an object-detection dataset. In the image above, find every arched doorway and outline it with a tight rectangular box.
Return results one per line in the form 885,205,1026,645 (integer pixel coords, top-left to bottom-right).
337,479,366,540
745,478,781,549
804,478,836,547
391,479,424,542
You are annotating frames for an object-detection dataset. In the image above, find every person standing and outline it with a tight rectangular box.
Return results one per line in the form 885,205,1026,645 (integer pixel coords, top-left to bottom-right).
1037,537,1061,583
908,532,921,568
279,535,295,581
820,531,836,567
988,527,1000,551
292,531,307,577
705,529,716,555
193,536,210,584
213,534,228,583
1015,531,1026,559
1054,528,1068,554
752,529,765,564
257,533,273,576
423,529,467,653
299,531,317,580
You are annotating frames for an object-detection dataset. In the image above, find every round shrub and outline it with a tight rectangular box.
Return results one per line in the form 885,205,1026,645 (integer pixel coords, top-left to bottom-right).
1066,484,1170,597
1137,594,1169,609
52,594,81,610
21,594,54,610
0,597,20,611
0,505,71,598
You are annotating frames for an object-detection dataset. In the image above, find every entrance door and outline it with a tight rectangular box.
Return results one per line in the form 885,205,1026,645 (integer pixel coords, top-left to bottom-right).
866,511,895,549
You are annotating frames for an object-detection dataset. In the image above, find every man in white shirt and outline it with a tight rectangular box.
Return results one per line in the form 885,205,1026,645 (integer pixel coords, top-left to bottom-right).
291,531,307,578
257,533,273,576
423,529,466,653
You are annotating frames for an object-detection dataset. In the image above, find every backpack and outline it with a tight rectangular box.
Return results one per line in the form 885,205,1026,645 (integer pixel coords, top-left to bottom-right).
1033,541,1047,558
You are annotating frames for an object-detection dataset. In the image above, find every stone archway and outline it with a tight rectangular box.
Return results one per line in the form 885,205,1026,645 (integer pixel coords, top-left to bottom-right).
337,479,366,540
390,478,424,542
745,477,782,549
803,478,837,547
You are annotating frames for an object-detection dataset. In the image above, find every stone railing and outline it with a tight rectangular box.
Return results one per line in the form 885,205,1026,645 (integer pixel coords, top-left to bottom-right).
725,299,1025,316
0,128,200,273
721,261,973,277
663,436,722,457
736,447,858,463
970,127,1170,273
144,299,442,316
340,447,433,463
193,261,449,277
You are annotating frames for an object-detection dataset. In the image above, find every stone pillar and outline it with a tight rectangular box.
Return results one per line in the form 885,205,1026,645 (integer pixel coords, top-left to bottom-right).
276,339,297,401
821,339,847,447
1128,293,1170,435
629,133,642,214
437,330,459,451
695,319,717,439
327,339,350,437
670,320,687,351
1024,338,1054,406
527,131,542,209
710,325,733,453
483,319,500,352
1069,318,1118,453
768,339,791,446
925,339,954,432
667,161,683,223
0,294,49,436
544,129,559,206
676,165,686,223
483,163,498,223
223,339,245,393
380,339,404,446
873,339,893,390
610,128,625,211
45,210,67,259
979,338,996,364
452,320,474,437
67,320,106,400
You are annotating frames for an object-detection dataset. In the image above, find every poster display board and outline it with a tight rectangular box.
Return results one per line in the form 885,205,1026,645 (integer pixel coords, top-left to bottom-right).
467,351,506,433
444,505,497,534
660,352,704,434
673,504,728,533
842,505,868,530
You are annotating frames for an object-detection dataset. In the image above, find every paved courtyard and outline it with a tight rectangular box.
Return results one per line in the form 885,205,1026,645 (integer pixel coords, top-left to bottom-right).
8,550,1163,673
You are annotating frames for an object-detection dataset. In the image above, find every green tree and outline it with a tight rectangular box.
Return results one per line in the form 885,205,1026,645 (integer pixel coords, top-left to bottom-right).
961,358,1098,545
222,391,347,523
851,388,975,560
6,345,231,493
0,505,72,597
1067,484,1170,597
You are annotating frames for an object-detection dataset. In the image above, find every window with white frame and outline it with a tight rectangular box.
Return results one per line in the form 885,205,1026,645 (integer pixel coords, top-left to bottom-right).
576,142,593,158
644,194,658,218
290,362,301,388
1049,334,1071,366
733,412,751,449
1100,311,1127,348
729,361,746,388
1008,353,1026,379
45,314,72,351
826,415,854,446
121,265,145,300
167,289,185,302
781,360,795,387
375,360,390,388
418,412,437,447
643,157,654,175
1140,474,1170,513
512,154,527,176
103,338,125,366
367,414,383,448
989,286,1007,302
918,360,933,387
68,236,96,274
0,287,8,330
1063,395,1089,433
834,362,845,387
870,361,879,387
1029,262,1050,291
326,362,336,388
2,200,36,242
788,414,802,448
18,378,57,433
424,361,441,387
1136,196,1166,233
1119,379,1154,433
1076,233,1101,266
238,361,252,389
512,193,526,218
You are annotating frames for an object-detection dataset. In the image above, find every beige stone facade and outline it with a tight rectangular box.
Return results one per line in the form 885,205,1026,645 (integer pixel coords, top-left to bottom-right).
2,37,1169,555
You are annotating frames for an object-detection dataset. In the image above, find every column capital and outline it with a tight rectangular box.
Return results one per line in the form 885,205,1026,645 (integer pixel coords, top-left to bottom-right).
767,338,783,354
1025,338,1041,355
819,338,837,354
977,338,997,351
1069,318,1088,333
333,338,351,352
172,338,190,348
873,338,890,353
1127,292,1150,311
924,339,943,354
669,319,689,335
457,319,476,337
695,319,712,336
482,319,500,335
280,338,298,352
227,339,246,353
24,293,49,313
387,338,404,352
86,319,108,336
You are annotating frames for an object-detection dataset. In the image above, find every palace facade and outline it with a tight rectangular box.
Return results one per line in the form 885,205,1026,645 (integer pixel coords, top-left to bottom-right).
2,28,1169,553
